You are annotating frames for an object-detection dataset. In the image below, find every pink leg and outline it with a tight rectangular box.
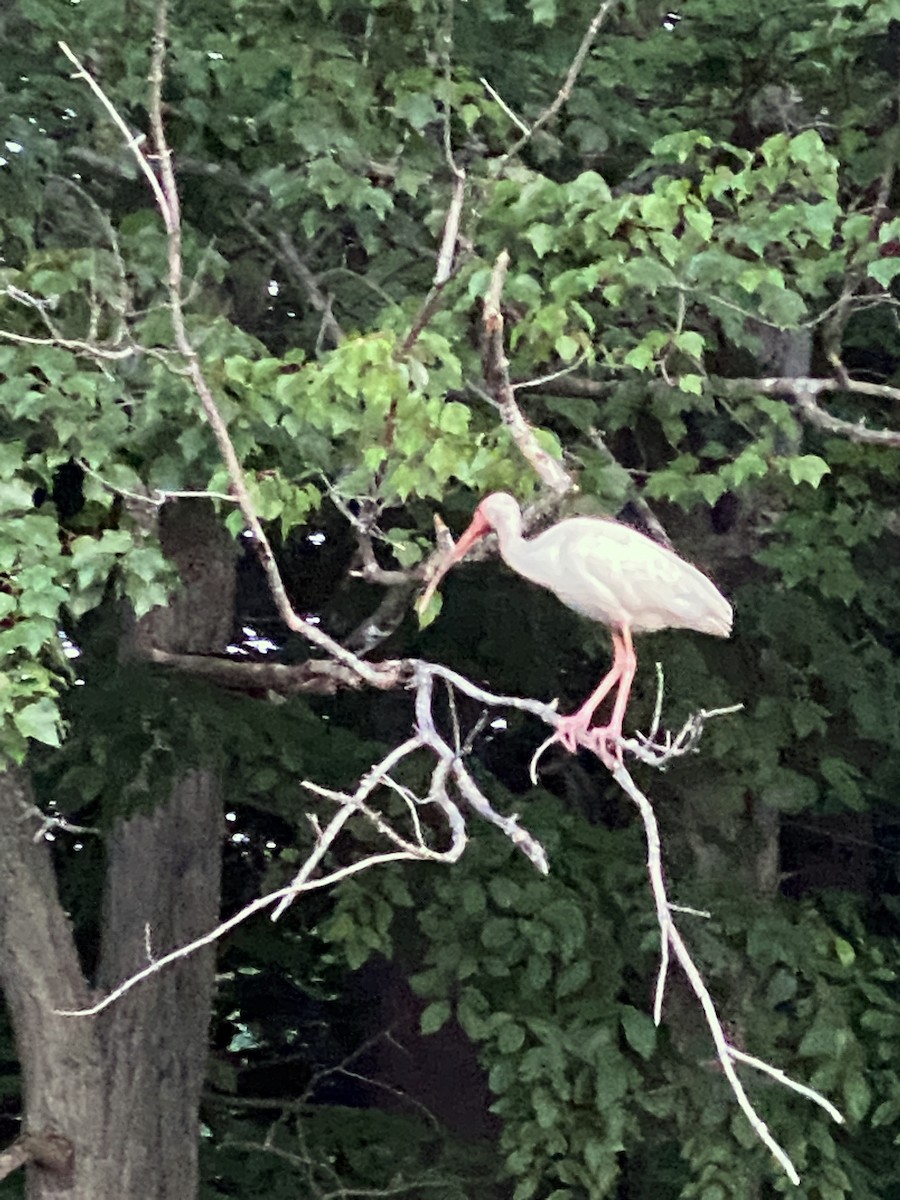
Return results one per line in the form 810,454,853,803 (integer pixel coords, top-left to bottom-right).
587,625,637,767
554,631,628,753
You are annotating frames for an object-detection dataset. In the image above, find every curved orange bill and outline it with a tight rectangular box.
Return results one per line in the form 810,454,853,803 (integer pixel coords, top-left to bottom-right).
415,508,493,615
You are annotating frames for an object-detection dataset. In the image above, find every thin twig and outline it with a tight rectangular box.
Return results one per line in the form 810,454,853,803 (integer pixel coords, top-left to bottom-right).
0,326,136,359
500,0,619,167
480,77,531,134
727,1047,845,1124
58,41,171,224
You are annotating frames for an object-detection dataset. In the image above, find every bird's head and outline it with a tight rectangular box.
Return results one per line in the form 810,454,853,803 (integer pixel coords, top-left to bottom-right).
416,493,519,614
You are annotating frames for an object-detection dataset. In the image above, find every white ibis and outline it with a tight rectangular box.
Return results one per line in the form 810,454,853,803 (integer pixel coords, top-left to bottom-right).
419,493,732,767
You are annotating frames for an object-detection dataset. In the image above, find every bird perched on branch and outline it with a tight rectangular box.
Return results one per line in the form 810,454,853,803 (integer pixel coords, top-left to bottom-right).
418,493,732,768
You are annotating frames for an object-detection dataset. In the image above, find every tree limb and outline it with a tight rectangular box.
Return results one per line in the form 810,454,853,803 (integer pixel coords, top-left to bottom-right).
719,375,900,446
613,763,842,1186
482,251,574,495
145,647,413,693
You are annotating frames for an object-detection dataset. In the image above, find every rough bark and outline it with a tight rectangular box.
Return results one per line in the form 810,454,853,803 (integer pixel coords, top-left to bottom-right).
0,499,235,1199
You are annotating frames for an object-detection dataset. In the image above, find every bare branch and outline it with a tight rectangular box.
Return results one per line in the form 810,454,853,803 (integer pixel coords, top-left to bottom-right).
718,375,900,445
791,394,900,447
58,41,171,223
513,374,616,399
0,1131,74,1184
79,459,236,507
722,373,900,406
612,763,842,1186
0,323,136,361
500,0,619,167
146,647,413,695
480,76,530,134
512,354,589,393
482,251,575,495
59,659,555,1013
434,170,466,287
727,1047,845,1125
58,888,292,1016
274,229,346,349
398,175,468,357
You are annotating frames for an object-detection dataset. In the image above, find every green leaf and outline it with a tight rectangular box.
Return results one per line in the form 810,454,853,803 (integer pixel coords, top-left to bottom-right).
684,204,713,241
842,1071,871,1121
481,917,516,950
416,589,443,629
867,257,900,287
620,1006,657,1060
532,1086,560,1128
438,401,471,435
13,697,61,747
761,769,818,814
820,757,865,811
726,447,769,486
695,474,727,504
789,128,831,170
526,223,556,258
554,334,580,362
833,936,855,968
461,880,487,916
421,1000,451,1035
488,876,522,909
528,0,556,24
787,455,830,488
678,374,704,396
765,970,798,1006
675,331,705,358
594,1050,628,1107
556,960,590,998
497,1022,526,1053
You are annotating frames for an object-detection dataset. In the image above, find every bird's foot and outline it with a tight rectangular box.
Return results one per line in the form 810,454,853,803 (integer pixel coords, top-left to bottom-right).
582,724,623,770
529,717,623,782
553,714,594,754
557,715,623,767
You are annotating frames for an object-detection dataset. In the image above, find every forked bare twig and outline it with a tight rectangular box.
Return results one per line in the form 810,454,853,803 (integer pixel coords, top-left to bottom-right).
613,764,842,1185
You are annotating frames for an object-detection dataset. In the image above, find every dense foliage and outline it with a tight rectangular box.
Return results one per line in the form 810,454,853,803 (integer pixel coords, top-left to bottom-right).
1,0,899,1197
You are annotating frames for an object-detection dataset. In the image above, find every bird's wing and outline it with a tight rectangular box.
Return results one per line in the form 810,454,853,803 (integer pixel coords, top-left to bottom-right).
529,518,732,636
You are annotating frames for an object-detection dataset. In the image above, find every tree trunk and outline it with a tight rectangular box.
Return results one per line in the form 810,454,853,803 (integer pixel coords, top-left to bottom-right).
0,500,235,1199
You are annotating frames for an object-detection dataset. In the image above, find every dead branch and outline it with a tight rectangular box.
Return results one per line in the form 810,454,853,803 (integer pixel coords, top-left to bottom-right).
612,763,842,1185
482,251,574,495
53,659,559,1015
274,229,345,349
145,647,411,694
718,375,900,446
434,170,466,288
0,327,136,360
500,0,619,167
394,173,469,395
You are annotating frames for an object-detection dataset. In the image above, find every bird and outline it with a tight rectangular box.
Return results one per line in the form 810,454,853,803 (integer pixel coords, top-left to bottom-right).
418,492,732,768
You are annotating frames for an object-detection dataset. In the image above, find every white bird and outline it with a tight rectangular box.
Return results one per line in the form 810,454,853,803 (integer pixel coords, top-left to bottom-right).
419,493,732,766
